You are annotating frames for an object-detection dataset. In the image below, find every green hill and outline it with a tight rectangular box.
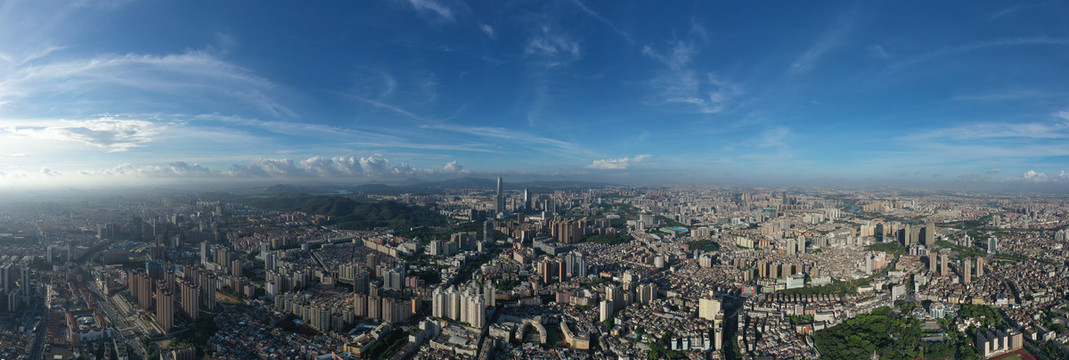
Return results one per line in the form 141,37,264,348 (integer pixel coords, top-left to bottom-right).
251,194,447,231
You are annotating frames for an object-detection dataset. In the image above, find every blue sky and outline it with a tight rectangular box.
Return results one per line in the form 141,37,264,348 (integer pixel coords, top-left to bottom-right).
1,0,1068,188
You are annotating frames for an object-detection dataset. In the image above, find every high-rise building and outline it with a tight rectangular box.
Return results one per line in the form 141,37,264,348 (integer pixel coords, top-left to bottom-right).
637,283,657,304
940,250,951,277
366,253,379,272
495,176,504,216
214,246,231,268
353,293,368,318
201,273,217,311
447,287,461,320
963,259,971,283
599,300,613,322
523,189,530,211
200,242,208,266
367,296,381,320
431,288,444,318
265,253,277,272
381,298,397,324
231,259,243,277
384,264,406,292
180,281,199,321
987,237,998,254
156,287,174,331
924,223,936,245
137,272,154,309
164,269,176,292
698,295,721,321
976,257,985,278
484,279,495,308
551,220,582,244
0,264,14,294
565,251,588,278
483,219,494,242
908,226,921,247
19,266,30,300
605,284,621,310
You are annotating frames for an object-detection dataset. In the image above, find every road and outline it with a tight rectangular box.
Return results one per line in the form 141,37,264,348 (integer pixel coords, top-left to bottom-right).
87,269,147,360
29,308,47,360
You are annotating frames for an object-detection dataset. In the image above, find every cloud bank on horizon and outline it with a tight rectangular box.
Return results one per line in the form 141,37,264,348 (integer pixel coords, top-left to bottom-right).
1,0,1068,189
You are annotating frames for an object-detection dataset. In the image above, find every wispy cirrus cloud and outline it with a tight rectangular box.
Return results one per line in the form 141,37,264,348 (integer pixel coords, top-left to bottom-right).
406,0,455,21
345,93,432,123
570,0,633,44
642,40,742,114
525,26,581,68
988,3,1039,19
868,112,1069,174
587,154,650,170
789,8,857,75
898,115,1069,143
422,123,593,157
890,37,1069,71
0,51,294,118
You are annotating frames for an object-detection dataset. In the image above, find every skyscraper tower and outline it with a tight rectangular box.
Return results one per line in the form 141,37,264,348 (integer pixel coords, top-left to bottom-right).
495,176,504,216
523,189,530,211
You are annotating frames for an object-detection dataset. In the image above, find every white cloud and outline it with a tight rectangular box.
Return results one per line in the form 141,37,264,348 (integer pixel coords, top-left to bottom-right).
479,24,495,38
1017,169,1069,183
587,154,651,170
300,156,345,177
986,169,1001,174
1022,170,1048,182
757,126,791,148
40,168,61,176
5,117,161,152
443,160,464,172
69,155,467,182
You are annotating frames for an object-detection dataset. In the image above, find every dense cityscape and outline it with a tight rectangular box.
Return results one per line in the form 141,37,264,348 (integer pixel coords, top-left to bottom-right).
0,179,1067,359
4,1,1069,359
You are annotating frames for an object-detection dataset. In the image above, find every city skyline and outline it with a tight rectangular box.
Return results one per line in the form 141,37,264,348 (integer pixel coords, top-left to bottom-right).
1,0,1069,189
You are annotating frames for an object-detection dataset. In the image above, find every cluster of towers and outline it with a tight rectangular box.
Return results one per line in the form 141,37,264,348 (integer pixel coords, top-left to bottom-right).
127,264,216,332
535,251,588,284
431,280,495,329
928,250,985,283
0,260,32,313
